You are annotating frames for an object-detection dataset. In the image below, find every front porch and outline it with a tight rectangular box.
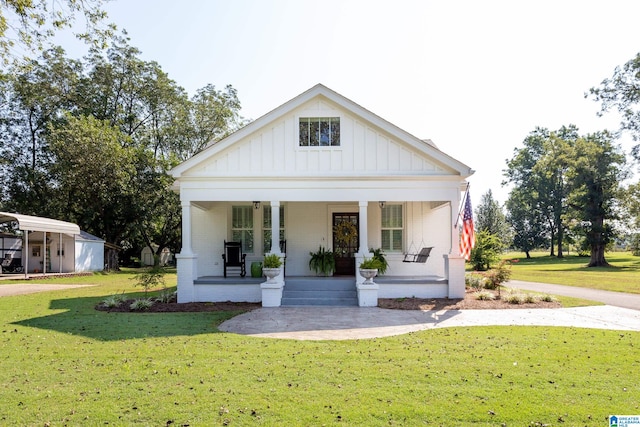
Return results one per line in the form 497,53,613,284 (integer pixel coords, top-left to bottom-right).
191,274,449,306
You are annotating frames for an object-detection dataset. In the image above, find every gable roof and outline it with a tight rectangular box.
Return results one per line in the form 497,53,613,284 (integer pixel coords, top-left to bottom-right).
0,212,80,235
171,84,473,178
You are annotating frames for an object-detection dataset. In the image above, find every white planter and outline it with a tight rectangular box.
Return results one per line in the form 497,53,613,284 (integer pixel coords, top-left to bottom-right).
262,267,281,283
359,268,378,284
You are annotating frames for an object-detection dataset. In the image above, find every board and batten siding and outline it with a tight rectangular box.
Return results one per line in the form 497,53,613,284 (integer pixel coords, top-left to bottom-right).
188,99,447,178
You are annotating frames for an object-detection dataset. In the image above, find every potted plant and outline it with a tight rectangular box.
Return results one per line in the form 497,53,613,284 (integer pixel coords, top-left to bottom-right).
369,248,389,275
262,253,282,283
309,245,335,276
359,257,383,284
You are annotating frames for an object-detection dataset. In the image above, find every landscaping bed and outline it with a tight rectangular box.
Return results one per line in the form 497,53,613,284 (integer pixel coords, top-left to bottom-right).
97,289,560,312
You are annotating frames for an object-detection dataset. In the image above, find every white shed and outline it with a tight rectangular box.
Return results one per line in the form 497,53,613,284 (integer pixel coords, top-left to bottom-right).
75,231,105,272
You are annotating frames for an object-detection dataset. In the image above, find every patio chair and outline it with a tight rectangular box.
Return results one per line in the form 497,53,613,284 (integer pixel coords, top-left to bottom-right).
222,240,246,277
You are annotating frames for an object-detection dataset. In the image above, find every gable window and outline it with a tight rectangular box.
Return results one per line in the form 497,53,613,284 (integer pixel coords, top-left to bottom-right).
231,206,254,253
263,205,285,253
299,117,340,146
381,204,403,252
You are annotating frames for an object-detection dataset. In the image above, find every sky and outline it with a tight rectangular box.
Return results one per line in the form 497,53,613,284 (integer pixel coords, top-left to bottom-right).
62,0,640,208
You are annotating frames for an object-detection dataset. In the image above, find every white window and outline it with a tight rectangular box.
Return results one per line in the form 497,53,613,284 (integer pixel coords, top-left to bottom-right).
299,117,340,146
231,206,254,253
381,204,403,252
263,205,285,253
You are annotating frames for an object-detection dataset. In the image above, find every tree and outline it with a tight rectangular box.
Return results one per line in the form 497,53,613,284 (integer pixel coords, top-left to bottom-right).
588,52,640,159
0,47,82,216
475,189,510,247
469,230,502,271
47,113,137,244
566,131,628,267
0,0,114,66
505,187,549,258
504,126,578,257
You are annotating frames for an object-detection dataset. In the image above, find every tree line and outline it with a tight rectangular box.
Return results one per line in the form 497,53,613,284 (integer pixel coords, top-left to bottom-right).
473,52,640,267
0,35,243,265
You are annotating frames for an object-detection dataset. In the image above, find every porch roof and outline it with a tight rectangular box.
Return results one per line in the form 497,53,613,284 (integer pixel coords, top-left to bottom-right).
0,212,80,235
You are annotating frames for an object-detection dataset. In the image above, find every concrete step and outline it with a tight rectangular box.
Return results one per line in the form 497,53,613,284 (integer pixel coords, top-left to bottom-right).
280,296,358,307
282,277,358,306
284,290,357,299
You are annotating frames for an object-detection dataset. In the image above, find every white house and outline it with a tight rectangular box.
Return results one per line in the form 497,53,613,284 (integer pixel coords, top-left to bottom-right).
170,84,474,306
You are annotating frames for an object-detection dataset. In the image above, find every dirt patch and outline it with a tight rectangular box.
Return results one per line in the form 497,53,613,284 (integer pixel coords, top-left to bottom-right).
378,290,561,310
96,289,560,313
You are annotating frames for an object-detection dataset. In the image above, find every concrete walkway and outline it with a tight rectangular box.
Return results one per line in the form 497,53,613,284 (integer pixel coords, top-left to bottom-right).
219,282,640,340
507,280,640,310
219,305,640,340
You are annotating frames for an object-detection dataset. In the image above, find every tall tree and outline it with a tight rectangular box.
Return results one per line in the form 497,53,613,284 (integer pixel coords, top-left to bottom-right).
475,189,510,247
505,186,549,258
504,126,578,257
0,0,114,65
0,47,82,216
47,113,137,244
566,131,628,266
588,52,640,159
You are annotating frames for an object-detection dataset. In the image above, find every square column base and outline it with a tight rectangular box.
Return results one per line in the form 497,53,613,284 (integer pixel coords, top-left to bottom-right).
261,281,284,307
357,283,379,307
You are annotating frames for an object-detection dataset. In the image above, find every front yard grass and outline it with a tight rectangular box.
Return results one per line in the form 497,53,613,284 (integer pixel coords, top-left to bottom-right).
0,271,638,425
504,251,640,294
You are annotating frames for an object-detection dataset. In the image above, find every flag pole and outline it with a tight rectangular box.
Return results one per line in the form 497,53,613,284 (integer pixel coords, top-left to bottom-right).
454,182,470,228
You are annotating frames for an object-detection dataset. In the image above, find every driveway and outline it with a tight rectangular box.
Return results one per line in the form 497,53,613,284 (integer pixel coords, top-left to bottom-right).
507,280,640,311
0,283,92,297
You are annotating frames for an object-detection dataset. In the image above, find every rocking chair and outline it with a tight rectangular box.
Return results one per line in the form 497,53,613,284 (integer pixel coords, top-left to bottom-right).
222,240,246,277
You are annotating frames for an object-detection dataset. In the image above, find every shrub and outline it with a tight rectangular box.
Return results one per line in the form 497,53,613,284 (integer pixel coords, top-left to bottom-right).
465,273,484,290
469,230,503,271
523,294,537,304
475,290,495,301
101,293,127,308
130,298,154,311
504,293,524,304
538,294,558,303
156,289,176,303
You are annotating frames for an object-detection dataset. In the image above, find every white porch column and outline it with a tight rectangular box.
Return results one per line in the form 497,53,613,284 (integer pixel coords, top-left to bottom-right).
43,231,47,275
450,195,461,256
269,201,282,255
355,201,372,285
447,194,465,298
176,200,198,303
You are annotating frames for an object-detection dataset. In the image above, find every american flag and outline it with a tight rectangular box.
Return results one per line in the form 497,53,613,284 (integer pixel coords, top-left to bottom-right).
460,191,475,261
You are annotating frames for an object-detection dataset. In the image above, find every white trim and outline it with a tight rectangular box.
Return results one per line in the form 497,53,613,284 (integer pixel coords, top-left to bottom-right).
170,84,474,178
0,212,80,235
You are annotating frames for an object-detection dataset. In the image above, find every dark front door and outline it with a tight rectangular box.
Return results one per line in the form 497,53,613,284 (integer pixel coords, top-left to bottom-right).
333,213,359,276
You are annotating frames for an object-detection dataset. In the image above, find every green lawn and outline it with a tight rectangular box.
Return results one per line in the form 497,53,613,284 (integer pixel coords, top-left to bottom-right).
0,271,638,425
504,251,640,294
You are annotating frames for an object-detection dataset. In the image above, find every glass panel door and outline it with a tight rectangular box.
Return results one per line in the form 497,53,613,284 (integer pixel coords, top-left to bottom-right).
333,213,358,276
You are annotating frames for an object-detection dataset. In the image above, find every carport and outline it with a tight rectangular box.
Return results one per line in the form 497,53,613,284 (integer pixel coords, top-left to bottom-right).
0,212,81,277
